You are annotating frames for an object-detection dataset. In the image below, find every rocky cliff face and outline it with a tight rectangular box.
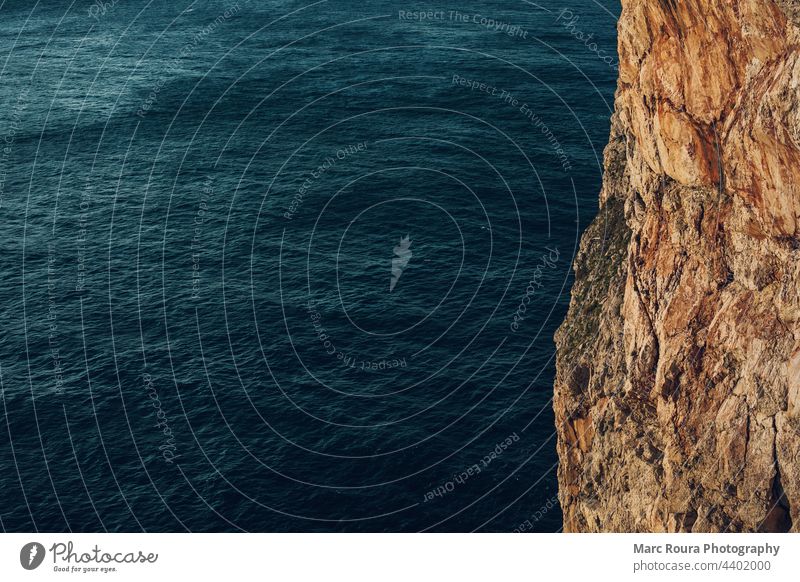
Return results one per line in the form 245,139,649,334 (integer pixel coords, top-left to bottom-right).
554,0,800,532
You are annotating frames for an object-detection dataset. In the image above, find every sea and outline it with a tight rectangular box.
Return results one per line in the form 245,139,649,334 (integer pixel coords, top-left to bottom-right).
0,0,619,532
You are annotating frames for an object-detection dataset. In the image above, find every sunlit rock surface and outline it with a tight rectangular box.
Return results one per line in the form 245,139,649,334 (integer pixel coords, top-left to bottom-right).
554,0,800,532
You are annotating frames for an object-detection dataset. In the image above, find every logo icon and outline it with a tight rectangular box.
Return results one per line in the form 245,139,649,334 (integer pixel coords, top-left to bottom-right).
20,542,45,570
390,235,413,292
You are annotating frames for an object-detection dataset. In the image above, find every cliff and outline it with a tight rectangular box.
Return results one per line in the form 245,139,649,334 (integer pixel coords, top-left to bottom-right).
554,0,800,532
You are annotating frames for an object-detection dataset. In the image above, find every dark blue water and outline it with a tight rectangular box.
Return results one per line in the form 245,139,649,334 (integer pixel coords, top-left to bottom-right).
0,0,618,532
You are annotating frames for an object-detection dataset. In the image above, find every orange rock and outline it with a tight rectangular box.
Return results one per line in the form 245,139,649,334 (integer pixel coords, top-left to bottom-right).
554,0,800,532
